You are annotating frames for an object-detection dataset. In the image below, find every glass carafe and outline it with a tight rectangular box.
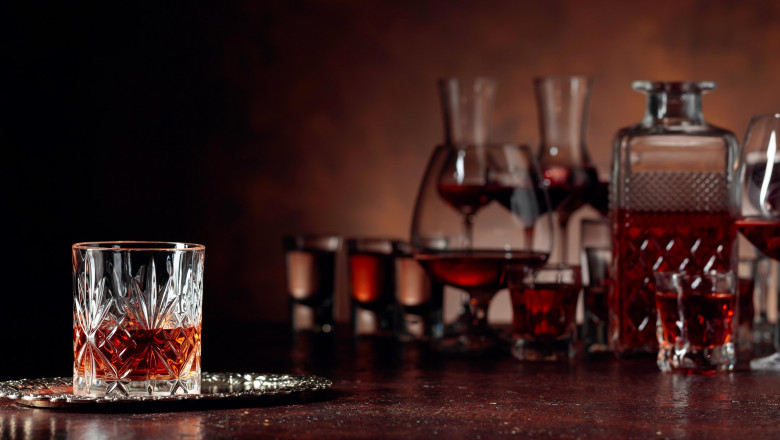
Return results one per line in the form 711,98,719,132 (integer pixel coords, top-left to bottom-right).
535,76,599,263
609,81,738,358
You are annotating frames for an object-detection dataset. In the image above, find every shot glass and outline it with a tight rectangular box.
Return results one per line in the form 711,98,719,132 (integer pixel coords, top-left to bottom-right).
580,218,611,354
283,235,341,334
508,264,582,361
72,242,205,397
348,238,402,337
394,242,443,341
654,271,737,373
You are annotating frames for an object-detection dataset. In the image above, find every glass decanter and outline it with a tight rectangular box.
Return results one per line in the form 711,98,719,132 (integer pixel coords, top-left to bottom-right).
609,81,739,358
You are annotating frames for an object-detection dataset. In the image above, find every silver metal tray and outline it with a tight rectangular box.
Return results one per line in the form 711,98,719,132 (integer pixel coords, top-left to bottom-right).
0,372,332,410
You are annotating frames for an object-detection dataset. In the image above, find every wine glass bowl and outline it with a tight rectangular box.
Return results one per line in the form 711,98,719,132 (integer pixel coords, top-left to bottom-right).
411,143,553,353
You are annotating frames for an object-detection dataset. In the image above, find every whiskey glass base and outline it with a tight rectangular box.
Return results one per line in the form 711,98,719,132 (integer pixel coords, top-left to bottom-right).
657,342,735,373
74,372,201,397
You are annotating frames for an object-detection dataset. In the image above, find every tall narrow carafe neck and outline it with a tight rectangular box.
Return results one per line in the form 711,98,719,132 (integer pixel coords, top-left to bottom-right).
643,91,705,126
534,76,592,166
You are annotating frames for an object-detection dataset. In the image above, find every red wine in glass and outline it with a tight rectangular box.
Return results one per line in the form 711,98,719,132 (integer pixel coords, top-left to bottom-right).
542,165,597,220
735,218,780,260
438,183,493,216
415,250,548,292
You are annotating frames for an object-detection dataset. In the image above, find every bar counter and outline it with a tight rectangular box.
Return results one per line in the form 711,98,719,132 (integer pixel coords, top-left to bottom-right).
1,323,779,439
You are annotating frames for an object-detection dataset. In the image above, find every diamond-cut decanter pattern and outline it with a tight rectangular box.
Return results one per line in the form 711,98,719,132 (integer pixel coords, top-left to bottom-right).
627,171,729,212
613,210,733,354
73,248,203,396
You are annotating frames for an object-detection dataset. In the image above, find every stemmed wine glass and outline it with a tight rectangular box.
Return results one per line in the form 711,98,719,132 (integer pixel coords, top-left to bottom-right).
735,114,780,369
411,143,553,353
535,76,596,263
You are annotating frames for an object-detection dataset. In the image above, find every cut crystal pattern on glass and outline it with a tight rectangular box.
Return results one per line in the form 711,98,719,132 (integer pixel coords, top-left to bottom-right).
610,82,738,358
73,242,204,397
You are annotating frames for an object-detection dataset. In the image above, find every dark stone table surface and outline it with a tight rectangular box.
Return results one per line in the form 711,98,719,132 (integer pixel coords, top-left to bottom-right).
1,323,779,439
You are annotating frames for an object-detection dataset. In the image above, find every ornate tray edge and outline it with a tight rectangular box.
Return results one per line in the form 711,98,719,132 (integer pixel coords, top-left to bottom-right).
0,372,333,407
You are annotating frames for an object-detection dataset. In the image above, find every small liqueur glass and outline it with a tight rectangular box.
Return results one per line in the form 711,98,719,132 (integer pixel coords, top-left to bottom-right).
580,218,612,354
348,238,402,337
394,242,443,341
507,264,582,361
654,270,737,373
284,235,341,334
73,241,205,397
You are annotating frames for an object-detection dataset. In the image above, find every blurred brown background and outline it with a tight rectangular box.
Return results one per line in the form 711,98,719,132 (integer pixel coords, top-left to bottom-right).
2,0,780,376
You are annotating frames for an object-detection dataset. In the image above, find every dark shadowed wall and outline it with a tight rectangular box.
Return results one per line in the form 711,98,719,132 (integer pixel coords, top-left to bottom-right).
3,1,780,376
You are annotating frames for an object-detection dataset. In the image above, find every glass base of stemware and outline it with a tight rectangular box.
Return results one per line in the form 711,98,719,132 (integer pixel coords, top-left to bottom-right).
431,331,503,355
430,317,506,355
512,337,574,362
750,352,780,371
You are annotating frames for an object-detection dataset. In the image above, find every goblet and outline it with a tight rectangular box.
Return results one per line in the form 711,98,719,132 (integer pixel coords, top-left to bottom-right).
411,143,553,353
735,114,780,369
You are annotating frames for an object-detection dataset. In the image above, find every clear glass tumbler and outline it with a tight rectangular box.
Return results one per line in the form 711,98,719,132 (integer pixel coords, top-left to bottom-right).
508,264,582,361
72,241,205,397
654,270,737,373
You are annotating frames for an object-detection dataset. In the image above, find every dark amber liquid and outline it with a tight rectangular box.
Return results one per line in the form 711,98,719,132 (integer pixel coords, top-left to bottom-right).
416,251,548,291
736,218,780,260
655,291,736,348
541,165,597,220
349,251,395,308
612,210,735,355
74,325,201,380
510,283,580,339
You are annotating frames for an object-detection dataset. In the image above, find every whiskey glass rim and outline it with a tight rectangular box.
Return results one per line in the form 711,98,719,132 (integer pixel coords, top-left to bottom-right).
532,74,592,84
72,241,205,252
435,142,533,151
437,76,497,86
653,270,736,290
283,234,342,251
346,237,406,254
749,113,780,122
632,81,716,94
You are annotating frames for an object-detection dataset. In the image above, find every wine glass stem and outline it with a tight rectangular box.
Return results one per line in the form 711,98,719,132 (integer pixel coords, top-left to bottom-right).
463,214,475,249
468,293,492,333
